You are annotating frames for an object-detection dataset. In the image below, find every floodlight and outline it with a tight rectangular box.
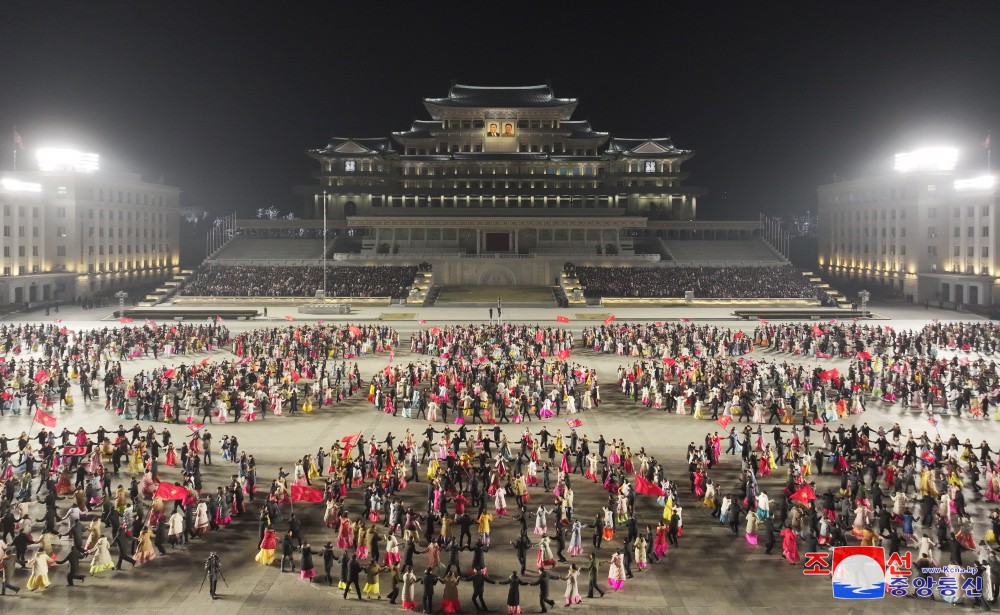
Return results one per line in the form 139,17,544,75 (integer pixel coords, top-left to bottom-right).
893,147,958,173
37,148,100,173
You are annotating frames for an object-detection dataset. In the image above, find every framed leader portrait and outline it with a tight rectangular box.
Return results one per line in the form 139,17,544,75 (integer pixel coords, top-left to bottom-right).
486,122,501,138
485,119,514,139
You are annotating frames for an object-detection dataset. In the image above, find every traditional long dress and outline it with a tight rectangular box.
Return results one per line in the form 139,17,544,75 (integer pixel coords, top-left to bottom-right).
537,536,556,569
567,521,584,556
26,552,55,591
780,527,799,564
256,529,277,565
634,535,648,568
88,536,114,574
607,552,626,590
401,570,418,610
564,568,582,605
134,528,156,564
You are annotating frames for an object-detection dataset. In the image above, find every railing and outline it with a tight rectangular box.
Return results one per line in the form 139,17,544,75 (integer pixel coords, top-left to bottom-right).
171,296,392,305
207,258,326,266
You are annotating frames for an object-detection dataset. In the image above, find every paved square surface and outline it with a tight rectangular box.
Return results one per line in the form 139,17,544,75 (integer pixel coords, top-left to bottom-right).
0,300,991,613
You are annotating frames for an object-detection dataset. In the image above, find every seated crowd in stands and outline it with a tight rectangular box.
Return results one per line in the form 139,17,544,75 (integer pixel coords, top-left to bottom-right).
178,265,417,298
576,265,818,299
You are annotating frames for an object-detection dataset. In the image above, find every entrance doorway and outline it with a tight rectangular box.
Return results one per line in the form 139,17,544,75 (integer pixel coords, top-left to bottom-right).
484,232,510,252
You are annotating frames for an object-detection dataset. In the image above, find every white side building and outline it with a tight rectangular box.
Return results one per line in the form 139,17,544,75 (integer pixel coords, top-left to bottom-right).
0,159,180,307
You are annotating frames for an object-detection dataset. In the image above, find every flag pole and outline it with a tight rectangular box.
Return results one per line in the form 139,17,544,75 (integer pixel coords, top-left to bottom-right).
11,125,17,172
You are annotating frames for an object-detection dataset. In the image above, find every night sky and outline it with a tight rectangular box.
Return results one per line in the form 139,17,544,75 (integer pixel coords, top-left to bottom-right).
2,2,999,221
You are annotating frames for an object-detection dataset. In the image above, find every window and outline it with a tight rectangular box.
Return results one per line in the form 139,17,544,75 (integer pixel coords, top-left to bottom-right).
56,207,66,218
1,226,8,237
56,226,66,237
968,226,975,237
954,227,961,237
901,245,906,255
953,207,960,217
927,227,937,238
984,206,991,217
644,161,656,173
32,226,38,237
344,160,356,172
928,207,937,218
928,246,937,256
17,246,24,257
968,206,975,217
56,246,65,256
2,247,7,257
983,247,990,257
984,226,990,237
968,246,975,257
901,228,906,237
31,246,38,257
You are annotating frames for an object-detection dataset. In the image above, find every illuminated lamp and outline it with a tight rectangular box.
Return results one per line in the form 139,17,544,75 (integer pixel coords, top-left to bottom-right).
894,147,958,173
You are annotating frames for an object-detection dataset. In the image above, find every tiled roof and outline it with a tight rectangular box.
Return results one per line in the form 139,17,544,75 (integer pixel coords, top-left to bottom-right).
425,84,576,108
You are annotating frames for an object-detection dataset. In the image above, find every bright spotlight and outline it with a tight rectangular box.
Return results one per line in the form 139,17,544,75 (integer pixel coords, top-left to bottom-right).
36,148,100,173
1,178,42,192
954,175,996,191
893,147,958,173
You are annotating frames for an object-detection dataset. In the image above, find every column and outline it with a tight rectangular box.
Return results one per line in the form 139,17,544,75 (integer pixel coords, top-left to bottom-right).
476,230,481,255
514,229,519,254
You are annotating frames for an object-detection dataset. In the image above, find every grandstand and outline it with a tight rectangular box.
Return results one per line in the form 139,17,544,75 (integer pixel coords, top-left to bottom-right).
661,239,785,264
209,237,327,264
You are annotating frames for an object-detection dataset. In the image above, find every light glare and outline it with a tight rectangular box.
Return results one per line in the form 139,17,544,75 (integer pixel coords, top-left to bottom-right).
893,147,958,173
36,148,100,173
1,178,42,192
954,175,996,191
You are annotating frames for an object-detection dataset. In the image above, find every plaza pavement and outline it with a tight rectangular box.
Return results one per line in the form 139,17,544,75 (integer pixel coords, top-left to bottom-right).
0,299,994,613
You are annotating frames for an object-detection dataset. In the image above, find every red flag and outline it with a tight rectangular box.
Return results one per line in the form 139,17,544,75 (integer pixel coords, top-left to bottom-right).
634,475,665,497
54,318,63,323
119,317,134,324
418,319,427,324
758,318,768,324
474,356,487,364
816,352,831,359
33,369,49,383
603,315,616,325
430,326,440,335
215,316,225,322
291,372,301,382
734,331,744,339
565,418,583,429
291,485,325,503
341,433,361,447
11,130,23,149
145,319,157,327
154,482,189,501
59,327,68,335
857,351,872,360
535,331,543,342
62,445,88,456
662,357,676,366
556,316,570,323
200,357,210,366
283,315,295,322
170,326,178,334
557,349,570,361
349,325,362,337
681,318,691,323
790,483,816,504
164,369,177,379
189,423,206,434
33,408,56,428
920,450,936,465
828,318,838,325
819,368,840,381
717,416,732,429
812,325,823,336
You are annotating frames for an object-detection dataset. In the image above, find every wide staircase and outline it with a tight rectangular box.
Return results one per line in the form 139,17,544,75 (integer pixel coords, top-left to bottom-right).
209,238,326,263
661,239,786,264
138,269,196,306
800,270,851,308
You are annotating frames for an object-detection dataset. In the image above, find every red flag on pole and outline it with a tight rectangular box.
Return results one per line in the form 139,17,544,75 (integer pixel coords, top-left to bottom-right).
33,408,56,428
789,483,816,505
857,351,872,360
163,369,177,379
556,316,570,323
565,418,583,429
12,130,23,149
341,433,361,447
348,325,362,337
662,357,676,366
556,349,570,361
33,369,49,383
717,416,732,429
154,482,189,501
634,474,665,497
284,315,295,321
812,325,823,336
603,315,616,325
119,317,134,324
291,485,325,503
758,318,769,324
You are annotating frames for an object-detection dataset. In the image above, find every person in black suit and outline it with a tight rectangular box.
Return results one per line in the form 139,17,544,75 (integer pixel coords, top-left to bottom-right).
343,553,363,599
421,567,438,613
530,567,560,613
56,544,86,586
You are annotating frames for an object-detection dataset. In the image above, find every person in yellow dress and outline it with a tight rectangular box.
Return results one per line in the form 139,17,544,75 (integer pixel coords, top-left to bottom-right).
26,551,56,591
477,511,493,546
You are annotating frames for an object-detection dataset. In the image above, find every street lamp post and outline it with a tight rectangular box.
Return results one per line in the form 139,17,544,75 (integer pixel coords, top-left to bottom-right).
323,190,328,299
115,290,128,317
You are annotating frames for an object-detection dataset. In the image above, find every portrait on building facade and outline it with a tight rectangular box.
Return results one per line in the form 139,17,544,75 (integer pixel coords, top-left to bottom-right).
485,119,514,139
